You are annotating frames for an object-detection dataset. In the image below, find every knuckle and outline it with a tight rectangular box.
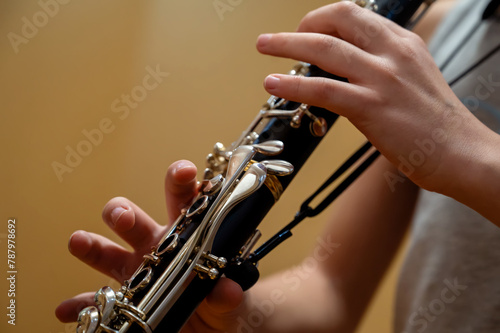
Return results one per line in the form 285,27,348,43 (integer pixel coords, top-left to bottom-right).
365,89,388,110
298,10,315,30
314,78,335,106
336,1,366,23
299,2,360,31
399,43,417,61
408,32,426,48
334,0,360,16
317,79,332,100
372,56,405,88
396,34,425,61
315,34,337,55
289,75,303,96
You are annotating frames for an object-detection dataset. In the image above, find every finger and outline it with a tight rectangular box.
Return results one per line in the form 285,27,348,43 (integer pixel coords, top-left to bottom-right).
204,277,244,313
165,160,199,223
68,230,138,281
102,197,165,252
297,2,407,50
263,73,373,119
256,32,376,81
55,292,95,323
190,278,245,331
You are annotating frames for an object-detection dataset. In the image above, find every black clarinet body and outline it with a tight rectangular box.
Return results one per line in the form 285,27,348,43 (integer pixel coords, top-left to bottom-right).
76,1,430,332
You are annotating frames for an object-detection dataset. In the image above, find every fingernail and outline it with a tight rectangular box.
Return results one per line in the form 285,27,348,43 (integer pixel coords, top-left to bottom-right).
110,206,128,226
257,33,272,47
264,75,280,90
175,161,191,173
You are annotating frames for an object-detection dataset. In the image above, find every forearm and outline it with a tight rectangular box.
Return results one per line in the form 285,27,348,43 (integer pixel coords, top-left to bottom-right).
244,268,348,333
237,157,419,333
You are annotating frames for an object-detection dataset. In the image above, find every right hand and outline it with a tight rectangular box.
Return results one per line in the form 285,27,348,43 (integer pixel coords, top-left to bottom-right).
256,1,493,195
55,160,248,332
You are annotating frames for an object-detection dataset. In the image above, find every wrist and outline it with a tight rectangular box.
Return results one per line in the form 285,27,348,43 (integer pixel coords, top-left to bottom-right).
437,117,500,224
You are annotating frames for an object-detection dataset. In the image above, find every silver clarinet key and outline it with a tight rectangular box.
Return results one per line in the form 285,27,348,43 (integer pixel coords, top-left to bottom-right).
252,140,284,156
94,287,117,325
76,306,100,333
261,160,294,176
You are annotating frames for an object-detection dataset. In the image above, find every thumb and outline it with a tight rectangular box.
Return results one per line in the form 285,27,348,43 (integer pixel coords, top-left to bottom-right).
205,277,245,313
194,278,246,331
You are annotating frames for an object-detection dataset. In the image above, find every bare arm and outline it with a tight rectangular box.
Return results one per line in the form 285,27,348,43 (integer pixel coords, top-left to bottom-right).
60,2,492,332
56,158,418,333
243,2,462,331
246,157,418,332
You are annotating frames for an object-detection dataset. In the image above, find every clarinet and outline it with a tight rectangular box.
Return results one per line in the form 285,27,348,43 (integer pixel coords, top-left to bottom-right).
76,1,433,332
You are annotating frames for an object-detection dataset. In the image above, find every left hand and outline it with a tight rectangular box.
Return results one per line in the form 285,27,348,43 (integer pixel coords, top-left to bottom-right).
256,1,494,195
55,161,246,332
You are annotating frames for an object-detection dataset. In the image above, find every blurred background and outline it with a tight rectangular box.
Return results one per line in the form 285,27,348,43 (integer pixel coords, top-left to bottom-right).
0,1,408,332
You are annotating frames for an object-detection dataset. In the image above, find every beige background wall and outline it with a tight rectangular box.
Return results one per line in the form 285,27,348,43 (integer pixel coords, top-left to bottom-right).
0,1,406,332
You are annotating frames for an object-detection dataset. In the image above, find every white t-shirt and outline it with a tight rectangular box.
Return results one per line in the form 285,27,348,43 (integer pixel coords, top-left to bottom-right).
395,1,500,332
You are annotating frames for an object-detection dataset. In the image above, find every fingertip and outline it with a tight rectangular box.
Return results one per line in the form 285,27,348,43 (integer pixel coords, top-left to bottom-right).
110,206,128,225
55,300,74,322
166,160,198,198
68,230,92,258
256,33,272,50
110,206,135,233
165,160,199,223
264,74,281,91
101,197,135,231
168,160,197,185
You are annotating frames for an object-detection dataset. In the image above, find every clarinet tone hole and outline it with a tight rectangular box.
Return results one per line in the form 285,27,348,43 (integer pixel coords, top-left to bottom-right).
186,195,209,218
156,233,179,255
128,267,152,292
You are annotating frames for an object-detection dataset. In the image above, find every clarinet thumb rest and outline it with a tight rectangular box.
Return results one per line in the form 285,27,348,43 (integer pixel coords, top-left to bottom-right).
224,261,260,291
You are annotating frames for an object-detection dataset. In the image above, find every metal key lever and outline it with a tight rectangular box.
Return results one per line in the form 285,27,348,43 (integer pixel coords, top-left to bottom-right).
203,162,268,250
142,145,290,329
